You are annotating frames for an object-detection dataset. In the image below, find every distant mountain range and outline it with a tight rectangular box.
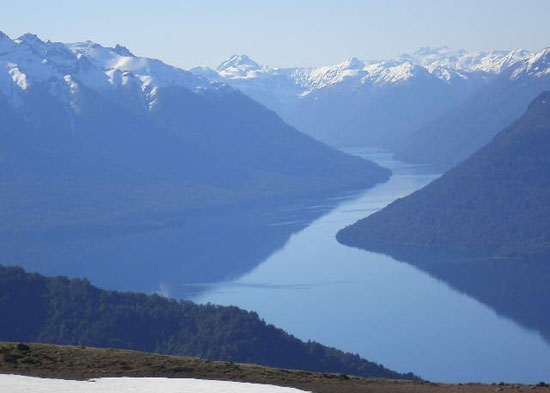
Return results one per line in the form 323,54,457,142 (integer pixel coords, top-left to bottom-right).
192,47,550,169
0,32,389,235
336,91,550,259
0,265,416,380
395,48,550,169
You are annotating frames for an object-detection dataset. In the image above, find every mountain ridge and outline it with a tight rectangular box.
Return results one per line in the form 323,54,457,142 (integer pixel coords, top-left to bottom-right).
189,47,545,150
189,47,550,159
336,91,550,259
0,31,390,235
395,47,550,169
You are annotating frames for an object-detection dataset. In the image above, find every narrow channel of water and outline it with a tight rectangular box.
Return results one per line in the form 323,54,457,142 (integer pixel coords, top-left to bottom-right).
193,148,550,383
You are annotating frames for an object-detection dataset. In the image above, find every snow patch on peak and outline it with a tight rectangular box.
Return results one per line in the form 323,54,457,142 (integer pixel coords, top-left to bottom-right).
217,54,260,71
298,58,369,91
0,32,221,114
528,47,550,65
365,61,427,85
189,65,223,81
341,57,365,70
511,47,550,79
216,55,265,79
398,47,530,74
508,48,532,59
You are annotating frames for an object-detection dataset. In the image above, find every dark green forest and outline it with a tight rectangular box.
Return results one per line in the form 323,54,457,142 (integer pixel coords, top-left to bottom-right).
338,91,550,259
0,266,416,380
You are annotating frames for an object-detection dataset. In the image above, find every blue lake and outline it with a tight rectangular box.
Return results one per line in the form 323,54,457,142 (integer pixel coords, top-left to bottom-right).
7,147,550,383
191,148,550,383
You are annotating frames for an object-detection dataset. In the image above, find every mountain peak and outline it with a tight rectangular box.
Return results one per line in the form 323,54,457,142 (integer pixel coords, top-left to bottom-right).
341,57,365,70
189,65,223,81
0,31,15,51
16,32,44,45
217,54,260,72
511,47,550,79
530,47,550,64
113,44,135,57
508,48,532,58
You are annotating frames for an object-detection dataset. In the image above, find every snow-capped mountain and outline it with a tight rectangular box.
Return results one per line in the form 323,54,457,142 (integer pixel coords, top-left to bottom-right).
511,47,550,79
189,51,492,147
0,31,389,236
395,47,550,169
192,46,532,98
217,54,263,78
399,46,531,74
0,31,225,114
190,47,550,159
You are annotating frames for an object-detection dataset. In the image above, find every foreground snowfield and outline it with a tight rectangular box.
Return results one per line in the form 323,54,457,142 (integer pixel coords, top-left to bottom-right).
0,374,310,393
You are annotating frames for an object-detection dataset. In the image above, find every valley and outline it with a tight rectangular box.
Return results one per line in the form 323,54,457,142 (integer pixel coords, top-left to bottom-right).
192,148,550,383
1,14,550,389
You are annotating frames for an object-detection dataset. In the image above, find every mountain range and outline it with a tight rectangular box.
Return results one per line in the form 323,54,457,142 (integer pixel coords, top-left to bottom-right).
193,47,550,169
396,48,550,169
0,32,389,235
336,91,550,259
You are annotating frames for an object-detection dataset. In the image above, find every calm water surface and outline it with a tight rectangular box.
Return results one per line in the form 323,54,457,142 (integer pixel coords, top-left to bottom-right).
193,148,550,383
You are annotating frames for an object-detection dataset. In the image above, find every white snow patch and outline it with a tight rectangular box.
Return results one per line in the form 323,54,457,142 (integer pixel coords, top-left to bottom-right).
8,66,29,90
510,48,550,80
0,374,311,393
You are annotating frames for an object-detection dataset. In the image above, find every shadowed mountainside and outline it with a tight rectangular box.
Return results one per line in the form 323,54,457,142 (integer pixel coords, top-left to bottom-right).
396,49,550,170
0,32,390,237
338,91,550,259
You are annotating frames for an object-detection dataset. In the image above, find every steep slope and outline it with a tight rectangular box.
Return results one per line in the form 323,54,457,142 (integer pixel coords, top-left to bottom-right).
337,92,550,259
0,32,390,234
396,48,550,170
0,266,416,380
191,48,531,149
287,62,480,149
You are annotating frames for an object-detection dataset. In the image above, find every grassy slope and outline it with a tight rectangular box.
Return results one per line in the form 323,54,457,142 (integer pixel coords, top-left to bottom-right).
1,342,548,393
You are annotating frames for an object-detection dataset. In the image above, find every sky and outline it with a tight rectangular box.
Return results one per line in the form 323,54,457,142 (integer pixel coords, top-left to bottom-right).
1,0,550,69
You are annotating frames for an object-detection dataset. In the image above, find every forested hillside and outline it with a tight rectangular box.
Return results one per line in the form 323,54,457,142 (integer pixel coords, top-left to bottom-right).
337,91,550,259
0,266,416,380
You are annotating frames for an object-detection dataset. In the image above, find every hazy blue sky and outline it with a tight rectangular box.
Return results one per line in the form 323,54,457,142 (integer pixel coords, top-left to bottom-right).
2,0,549,69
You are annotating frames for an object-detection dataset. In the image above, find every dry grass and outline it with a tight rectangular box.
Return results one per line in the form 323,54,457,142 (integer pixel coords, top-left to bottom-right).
0,342,548,393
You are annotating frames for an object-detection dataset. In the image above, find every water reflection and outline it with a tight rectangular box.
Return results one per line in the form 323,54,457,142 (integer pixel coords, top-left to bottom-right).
6,146,549,382
192,150,550,383
378,248,550,345
2,196,349,298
